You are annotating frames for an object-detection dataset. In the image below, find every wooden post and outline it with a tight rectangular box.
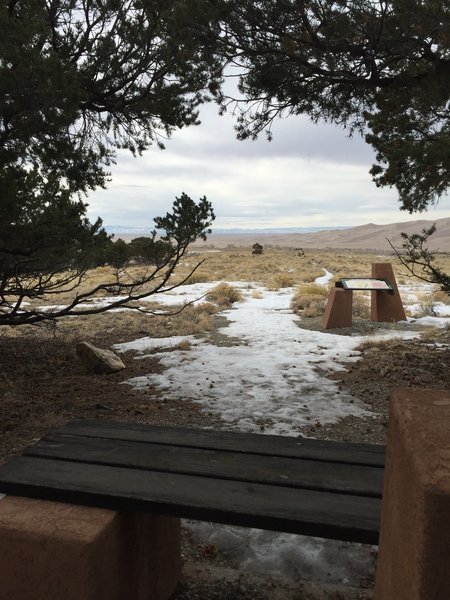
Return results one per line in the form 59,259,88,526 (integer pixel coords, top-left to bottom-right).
322,287,353,329
371,263,406,322
375,387,450,600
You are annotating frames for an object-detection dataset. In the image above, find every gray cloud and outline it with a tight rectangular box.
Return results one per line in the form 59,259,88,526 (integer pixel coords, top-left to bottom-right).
86,104,450,229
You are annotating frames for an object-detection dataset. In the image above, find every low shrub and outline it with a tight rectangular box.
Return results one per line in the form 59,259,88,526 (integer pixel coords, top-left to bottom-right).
432,289,450,304
302,270,322,283
302,299,328,318
180,270,212,285
291,283,329,317
269,273,296,289
206,283,244,306
413,290,450,317
352,294,370,319
176,339,192,351
169,302,218,334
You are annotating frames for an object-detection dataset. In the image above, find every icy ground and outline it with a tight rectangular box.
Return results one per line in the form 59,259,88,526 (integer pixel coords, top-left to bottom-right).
110,275,450,587
113,281,435,436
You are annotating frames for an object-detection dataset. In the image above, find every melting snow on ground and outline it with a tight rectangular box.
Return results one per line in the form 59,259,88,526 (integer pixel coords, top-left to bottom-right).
114,281,421,436
314,268,334,286
111,275,450,588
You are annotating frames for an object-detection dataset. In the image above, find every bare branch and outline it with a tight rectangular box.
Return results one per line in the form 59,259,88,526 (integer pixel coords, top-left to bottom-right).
387,227,450,294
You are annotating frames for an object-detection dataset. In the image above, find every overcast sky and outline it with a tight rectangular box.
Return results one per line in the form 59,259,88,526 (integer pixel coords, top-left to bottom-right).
86,101,450,231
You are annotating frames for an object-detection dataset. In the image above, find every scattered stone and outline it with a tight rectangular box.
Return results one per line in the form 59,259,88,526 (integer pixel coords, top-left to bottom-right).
75,341,126,374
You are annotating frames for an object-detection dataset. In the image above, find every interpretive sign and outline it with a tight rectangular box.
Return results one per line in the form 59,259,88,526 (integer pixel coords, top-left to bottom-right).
336,278,393,292
323,264,406,329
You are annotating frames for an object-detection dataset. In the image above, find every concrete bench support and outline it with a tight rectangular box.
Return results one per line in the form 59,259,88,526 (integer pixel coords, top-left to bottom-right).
375,387,450,600
0,496,181,600
371,263,406,322
321,287,353,329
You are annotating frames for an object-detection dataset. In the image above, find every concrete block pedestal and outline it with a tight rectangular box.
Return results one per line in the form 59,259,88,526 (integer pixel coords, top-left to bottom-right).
322,262,406,329
375,387,450,600
371,263,406,322
321,288,353,329
0,496,181,600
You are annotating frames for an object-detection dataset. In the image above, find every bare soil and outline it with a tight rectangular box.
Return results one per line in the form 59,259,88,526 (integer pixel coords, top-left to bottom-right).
297,318,450,445
0,312,449,599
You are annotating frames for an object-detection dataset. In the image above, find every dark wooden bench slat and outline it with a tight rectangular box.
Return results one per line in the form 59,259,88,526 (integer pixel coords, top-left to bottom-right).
52,420,385,467
0,455,381,545
25,433,384,498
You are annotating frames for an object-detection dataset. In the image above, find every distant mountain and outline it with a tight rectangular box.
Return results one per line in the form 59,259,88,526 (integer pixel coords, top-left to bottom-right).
209,226,349,234
105,218,450,252
105,226,153,235
197,217,450,252
105,225,347,235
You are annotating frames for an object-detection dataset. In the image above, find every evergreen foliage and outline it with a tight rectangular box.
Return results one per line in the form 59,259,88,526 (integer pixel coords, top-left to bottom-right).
213,0,450,213
0,193,214,326
0,1,219,325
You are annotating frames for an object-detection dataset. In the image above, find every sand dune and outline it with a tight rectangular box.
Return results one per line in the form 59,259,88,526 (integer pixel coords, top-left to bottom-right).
200,217,450,252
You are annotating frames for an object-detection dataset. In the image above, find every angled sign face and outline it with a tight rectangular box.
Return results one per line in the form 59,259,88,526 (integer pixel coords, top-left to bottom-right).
337,278,394,291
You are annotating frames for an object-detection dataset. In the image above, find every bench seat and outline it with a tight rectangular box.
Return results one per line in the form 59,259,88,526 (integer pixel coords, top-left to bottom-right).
0,419,385,545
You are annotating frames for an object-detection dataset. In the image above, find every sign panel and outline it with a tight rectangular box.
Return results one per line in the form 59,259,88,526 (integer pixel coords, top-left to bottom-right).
338,278,393,291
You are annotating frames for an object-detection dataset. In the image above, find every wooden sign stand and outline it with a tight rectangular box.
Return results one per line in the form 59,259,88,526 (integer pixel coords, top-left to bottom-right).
322,263,406,329
370,263,407,323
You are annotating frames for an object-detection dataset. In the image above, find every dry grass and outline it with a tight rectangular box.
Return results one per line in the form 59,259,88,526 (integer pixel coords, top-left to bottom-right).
352,294,371,319
14,246,449,330
291,283,330,317
176,339,193,351
268,272,296,289
356,337,402,352
357,323,449,352
33,247,439,310
432,289,450,304
179,269,212,285
411,288,450,317
29,264,171,308
4,300,219,345
420,324,450,342
206,283,244,306
290,280,370,319
173,248,413,289
177,251,315,287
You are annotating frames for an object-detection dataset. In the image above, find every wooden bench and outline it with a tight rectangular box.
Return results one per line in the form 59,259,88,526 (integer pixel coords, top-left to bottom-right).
0,418,384,545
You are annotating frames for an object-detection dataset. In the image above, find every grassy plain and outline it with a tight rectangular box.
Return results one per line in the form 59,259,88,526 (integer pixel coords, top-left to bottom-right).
17,246,450,342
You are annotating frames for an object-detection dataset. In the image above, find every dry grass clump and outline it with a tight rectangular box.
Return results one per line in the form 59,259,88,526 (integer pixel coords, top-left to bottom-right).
352,294,371,319
291,283,329,317
169,302,219,334
302,270,322,283
432,289,450,304
179,269,213,285
357,337,401,352
412,293,438,317
412,288,450,317
206,283,244,306
176,339,193,351
269,273,296,289
420,324,450,342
